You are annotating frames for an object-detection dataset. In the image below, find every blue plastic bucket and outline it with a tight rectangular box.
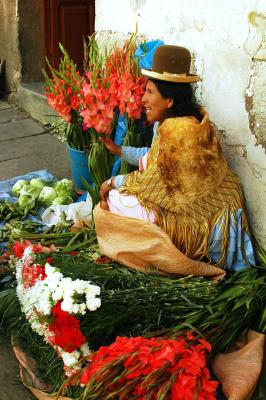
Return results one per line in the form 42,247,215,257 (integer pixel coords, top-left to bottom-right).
67,144,93,189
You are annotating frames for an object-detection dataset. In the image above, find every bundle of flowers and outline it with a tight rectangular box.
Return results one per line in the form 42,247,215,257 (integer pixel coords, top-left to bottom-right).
43,44,90,151
74,333,218,400
44,33,147,192
80,33,146,188
79,38,119,190
13,241,101,377
106,34,146,120
6,239,266,398
81,71,117,135
105,33,147,174
81,36,118,136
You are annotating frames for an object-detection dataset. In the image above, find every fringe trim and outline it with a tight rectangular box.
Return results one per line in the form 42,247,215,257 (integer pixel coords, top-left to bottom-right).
137,194,250,268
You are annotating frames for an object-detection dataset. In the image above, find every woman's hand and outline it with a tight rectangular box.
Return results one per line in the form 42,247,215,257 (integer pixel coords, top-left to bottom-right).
99,136,122,157
99,178,115,210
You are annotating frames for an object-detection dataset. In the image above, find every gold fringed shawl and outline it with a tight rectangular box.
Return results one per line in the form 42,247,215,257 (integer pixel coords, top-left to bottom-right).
121,111,250,267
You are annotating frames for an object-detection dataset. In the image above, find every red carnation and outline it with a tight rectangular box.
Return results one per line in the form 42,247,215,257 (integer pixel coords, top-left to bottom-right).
48,302,85,353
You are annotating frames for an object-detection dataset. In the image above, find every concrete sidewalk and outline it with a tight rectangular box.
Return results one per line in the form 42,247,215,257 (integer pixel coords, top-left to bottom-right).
0,330,34,400
0,99,71,181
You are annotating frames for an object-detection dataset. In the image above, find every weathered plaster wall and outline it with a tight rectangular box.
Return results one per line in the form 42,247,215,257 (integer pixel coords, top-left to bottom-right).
18,0,45,83
0,0,21,98
95,0,266,246
0,0,45,99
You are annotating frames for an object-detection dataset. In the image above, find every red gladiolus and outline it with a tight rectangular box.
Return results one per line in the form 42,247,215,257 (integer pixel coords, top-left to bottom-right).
45,75,82,122
117,73,146,120
80,75,117,135
44,58,83,123
78,335,218,399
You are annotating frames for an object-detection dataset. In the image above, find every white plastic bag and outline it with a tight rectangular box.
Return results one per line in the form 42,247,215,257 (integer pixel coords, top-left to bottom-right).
42,193,92,228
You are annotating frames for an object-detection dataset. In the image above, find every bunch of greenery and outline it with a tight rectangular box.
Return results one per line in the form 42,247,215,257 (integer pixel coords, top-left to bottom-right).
0,244,265,398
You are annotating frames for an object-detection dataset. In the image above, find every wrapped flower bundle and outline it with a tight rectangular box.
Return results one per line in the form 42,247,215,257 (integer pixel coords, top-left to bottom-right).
74,333,218,400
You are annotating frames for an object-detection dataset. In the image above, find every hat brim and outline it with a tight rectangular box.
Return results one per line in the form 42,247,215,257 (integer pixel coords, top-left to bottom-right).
141,68,200,83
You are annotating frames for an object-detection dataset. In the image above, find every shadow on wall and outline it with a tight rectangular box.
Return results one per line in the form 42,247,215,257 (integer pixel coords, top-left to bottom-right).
0,59,5,97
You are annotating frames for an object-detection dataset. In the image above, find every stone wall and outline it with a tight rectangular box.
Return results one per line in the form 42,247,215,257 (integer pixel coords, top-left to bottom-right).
95,0,266,247
18,0,45,83
0,0,21,99
0,0,44,100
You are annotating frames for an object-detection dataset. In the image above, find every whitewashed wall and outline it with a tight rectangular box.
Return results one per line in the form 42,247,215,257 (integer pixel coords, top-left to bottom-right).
96,0,266,247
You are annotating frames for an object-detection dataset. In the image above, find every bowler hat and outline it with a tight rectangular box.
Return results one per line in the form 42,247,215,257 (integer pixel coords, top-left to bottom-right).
141,45,200,83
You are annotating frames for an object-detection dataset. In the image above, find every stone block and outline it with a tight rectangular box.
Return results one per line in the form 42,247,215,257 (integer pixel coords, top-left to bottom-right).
17,83,59,125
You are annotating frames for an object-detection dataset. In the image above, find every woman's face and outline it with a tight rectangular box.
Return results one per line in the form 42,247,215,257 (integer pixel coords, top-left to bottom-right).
142,80,173,123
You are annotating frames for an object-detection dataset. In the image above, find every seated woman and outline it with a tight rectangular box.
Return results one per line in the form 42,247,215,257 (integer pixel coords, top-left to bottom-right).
100,45,255,271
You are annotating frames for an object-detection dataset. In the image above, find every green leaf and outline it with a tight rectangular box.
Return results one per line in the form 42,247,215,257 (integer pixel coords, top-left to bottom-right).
232,296,247,311
215,286,246,301
259,306,266,333
80,176,100,208
206,304,214,314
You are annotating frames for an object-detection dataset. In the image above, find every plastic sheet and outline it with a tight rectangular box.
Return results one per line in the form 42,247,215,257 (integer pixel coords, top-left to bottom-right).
0,170,56,250
0,170,55,202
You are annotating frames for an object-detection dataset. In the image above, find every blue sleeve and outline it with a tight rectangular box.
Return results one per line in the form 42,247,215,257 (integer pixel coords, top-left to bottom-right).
121,146,150,166
119,122,159,166
113,175,126,189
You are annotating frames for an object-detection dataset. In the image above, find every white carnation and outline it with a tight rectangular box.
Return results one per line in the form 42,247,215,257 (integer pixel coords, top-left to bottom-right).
61,298,74,313
44,262,57,276
61,350,80,367
52,286,64,301
86,296,101,311
43,271,63,292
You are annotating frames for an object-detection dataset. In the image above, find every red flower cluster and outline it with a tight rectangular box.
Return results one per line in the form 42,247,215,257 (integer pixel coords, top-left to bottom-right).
117,72,146,120
45,36,146,150
79,333,218,400
80,36,146,136
45,72,82,122
12,240,42,259
80,71,117,135
12,241,56,260
95,255,110,264
48,302,86,353
106,45,146,120
21,263,46,288
68,251,78,256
